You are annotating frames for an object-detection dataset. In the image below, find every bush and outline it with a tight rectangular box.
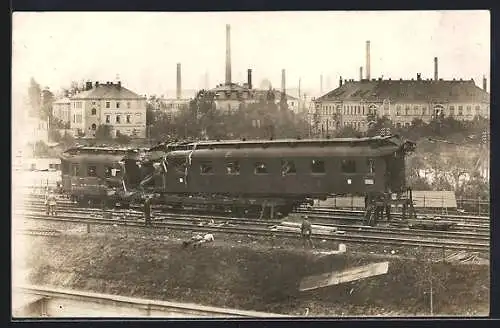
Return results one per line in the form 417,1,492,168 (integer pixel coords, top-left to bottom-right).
115,131,131,145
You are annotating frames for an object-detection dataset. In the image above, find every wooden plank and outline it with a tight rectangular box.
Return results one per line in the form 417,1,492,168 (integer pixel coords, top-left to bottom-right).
299,261,389,292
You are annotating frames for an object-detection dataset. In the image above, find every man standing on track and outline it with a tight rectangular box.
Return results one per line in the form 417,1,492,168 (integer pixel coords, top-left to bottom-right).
301,215,314,249
144,195,152,226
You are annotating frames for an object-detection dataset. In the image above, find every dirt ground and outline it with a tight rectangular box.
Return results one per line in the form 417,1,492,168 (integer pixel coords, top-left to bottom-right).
14,221,489,317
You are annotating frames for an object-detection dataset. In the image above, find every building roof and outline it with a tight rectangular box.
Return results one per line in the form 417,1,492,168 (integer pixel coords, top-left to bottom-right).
71,83,144,100
53,97,71,104
317,79,489,103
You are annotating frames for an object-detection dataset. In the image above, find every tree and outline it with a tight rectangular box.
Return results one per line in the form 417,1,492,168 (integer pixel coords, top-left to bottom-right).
95,124,113,140
28,77,41,118
40,88,54,121
48,129,62,143
115,131,131,145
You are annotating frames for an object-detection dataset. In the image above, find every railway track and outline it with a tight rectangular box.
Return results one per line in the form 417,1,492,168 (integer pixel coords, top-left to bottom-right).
15,207,490,252
21,199,490,235
15,228,62,237
296,207,490,225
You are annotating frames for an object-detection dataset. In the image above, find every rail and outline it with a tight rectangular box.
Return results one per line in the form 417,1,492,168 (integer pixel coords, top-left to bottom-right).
13,285,289,318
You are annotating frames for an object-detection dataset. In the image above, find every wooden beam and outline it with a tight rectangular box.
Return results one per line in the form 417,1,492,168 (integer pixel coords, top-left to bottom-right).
299,261,389,292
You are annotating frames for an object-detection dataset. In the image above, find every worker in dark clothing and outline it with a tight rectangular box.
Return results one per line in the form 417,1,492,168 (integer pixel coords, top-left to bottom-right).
300,216,314,249
144,196,152,226
384,191,392,221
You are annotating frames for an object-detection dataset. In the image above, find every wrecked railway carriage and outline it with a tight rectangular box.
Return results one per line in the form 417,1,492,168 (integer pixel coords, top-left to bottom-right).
59,135,416,220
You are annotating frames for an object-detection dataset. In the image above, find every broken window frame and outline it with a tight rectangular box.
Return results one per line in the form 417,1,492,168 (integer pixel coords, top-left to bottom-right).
200,161,214,175
225,161,241,175
311,159,326,174
254,162,268,175
281,159,297,176
341,159,356,174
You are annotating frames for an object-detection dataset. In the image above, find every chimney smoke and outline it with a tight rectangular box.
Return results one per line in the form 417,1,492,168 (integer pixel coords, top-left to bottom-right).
247,69,252,90
225,24,232,85
434,57,438,81
176,63,181,100
360,67,363,81
366,41,371,80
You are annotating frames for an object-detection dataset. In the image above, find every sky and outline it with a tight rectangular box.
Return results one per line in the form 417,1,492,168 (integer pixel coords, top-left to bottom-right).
12,10,490,98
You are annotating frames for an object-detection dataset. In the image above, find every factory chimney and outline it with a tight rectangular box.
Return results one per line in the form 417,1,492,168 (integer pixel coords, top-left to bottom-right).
434,57,438,81
247,69,252,89
359,67,363,81
298,78,301,99
339,76,343,87
483,75,487,92
176,63,181,100
225,24,232,85
366,41,371,80
281,69,286,94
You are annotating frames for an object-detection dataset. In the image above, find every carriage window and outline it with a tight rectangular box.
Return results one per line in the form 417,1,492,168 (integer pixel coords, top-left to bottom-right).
87,165,97,177
226,161,240,175
111,168,120,177
341,159,356,173
104,166,112,177
71,164,80,176
281,160,297,175
200,162,214,175
367,159,375,174
254,162,268,174
311,160,325,174
171,158,187,173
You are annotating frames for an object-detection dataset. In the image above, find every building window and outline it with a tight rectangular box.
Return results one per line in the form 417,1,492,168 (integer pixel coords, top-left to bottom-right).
396,122,401,128
254,162,268,175
225,161,240,175
71,164,80,176
422,107,426,116
405,106,410,116
311,160,325,174
87,165,97,177
281,160,297,175
116,115,121,123
467,105,472,114
92,101,96,105
458,106,463,116
449,106,455,116
127,102,131,109
106,115,110,123
91,123,96,130
396,105,401,116
91,108,96,115
341,159,356,173
414,106,419,115
475,105,480,113
116,102,120,109
106,102,110,108
126,115,131,123
200,162,214,175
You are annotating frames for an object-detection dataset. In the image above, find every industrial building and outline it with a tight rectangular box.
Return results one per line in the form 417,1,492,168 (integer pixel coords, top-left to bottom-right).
312,41,490,135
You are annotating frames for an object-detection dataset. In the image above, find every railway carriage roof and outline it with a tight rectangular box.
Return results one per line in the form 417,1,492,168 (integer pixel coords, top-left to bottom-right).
165,136,415,159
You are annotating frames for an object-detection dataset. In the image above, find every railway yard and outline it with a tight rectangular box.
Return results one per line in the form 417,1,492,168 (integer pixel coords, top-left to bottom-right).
13,191,490,317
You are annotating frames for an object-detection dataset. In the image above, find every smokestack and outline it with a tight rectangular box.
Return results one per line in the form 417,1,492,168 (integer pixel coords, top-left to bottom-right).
281,69,286,94
434,57,438,81
320,74,323,94
247,69,252,89
483,75,487,92
225,24,232,85
176,63,181,100
360,67,363,81
339,76,343,87
366,41,371,80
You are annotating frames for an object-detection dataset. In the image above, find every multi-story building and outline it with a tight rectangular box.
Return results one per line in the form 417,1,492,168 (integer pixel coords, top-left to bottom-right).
52,97,71,125
313,74,490,135
70,81,147,138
